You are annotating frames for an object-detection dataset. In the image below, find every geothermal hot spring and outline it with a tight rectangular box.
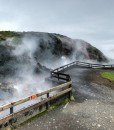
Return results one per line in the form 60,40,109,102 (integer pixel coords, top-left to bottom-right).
0,37,73,119
0,35,108,119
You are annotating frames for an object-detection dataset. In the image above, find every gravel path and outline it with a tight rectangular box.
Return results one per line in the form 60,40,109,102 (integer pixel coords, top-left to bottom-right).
18,67,114,130
64,67,114,103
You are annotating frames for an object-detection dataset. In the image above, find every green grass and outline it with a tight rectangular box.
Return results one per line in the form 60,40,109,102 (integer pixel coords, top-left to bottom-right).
0,31,19,37
101,72,114,81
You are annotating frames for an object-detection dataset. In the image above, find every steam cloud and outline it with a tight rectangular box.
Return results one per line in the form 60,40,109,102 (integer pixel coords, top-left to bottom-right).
0,35,110,105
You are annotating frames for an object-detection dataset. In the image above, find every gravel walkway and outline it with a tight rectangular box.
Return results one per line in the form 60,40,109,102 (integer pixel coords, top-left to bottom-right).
18,67,114,130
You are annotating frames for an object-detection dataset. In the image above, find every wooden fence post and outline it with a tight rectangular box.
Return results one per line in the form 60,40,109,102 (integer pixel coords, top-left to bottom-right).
46,93,50,109
68,85,72,100
10,106,13,114
9,105,14,124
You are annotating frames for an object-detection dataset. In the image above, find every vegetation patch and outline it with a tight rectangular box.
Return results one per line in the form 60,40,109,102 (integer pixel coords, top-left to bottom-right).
0,31,20,42
101,72,114,81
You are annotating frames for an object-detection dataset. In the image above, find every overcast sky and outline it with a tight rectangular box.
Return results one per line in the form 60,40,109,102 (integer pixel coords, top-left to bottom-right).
0,0,114,59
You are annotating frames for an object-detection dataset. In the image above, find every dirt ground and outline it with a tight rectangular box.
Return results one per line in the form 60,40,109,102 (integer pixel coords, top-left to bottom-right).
85,69,114,90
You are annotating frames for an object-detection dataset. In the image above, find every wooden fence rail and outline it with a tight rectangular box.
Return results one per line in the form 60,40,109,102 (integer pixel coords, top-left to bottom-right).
51,60,114,75
0,81,72,126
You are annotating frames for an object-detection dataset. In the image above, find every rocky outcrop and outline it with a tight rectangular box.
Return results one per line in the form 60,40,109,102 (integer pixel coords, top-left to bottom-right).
0,31,108,78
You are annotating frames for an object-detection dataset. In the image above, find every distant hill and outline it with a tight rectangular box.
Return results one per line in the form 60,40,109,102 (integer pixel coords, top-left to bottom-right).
0,31,108,77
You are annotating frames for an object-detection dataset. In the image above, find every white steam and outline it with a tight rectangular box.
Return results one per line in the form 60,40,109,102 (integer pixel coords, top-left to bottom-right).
70,39,90,61
0,35,110,105
13,37,37,57
1,36,52,103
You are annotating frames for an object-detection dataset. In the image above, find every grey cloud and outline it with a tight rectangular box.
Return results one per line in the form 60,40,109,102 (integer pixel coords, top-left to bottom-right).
0,0,114,58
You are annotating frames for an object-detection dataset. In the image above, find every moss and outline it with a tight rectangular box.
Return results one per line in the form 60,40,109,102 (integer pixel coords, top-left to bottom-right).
87,46,99,56
49,98,70,110
13,98,70,129
87,46,107,62
0,31,19,37
0,31,20,42
101,72,114,81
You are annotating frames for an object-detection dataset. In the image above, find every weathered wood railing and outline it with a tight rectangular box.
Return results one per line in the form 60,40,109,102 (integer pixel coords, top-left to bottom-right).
51,72,71,82
0,81,72,127
51,61,114,76
0,60,113,128
77,61,114,69
50,60,113,84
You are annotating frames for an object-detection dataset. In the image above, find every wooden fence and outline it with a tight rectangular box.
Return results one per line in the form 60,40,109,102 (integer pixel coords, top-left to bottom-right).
0,60,113,128
0,81,72,127
51,60,114,74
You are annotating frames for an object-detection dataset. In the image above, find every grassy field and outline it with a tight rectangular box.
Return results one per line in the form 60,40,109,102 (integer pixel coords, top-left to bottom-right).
101,72,114,81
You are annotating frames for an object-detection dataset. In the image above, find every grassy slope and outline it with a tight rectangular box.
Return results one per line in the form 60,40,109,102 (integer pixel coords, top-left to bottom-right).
101,72,114,81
